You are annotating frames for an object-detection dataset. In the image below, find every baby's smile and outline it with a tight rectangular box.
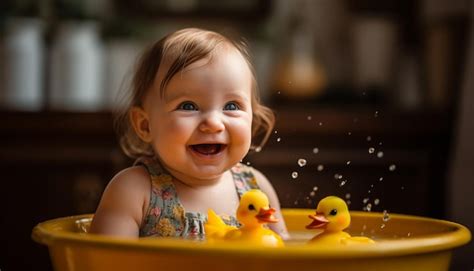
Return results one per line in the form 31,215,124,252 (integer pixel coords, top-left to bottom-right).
189,144,227,156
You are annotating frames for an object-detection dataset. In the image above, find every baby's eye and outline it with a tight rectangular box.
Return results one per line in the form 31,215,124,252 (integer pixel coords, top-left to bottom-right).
223,102,239,111
178,101,198,111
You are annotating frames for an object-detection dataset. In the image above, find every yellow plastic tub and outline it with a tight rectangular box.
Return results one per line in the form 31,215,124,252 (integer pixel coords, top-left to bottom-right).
32,210,471,271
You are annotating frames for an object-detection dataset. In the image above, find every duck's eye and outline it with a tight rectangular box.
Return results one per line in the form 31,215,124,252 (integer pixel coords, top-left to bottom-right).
329,209,338,216
223,102,239,111
248,204,256,211
178,102,198,111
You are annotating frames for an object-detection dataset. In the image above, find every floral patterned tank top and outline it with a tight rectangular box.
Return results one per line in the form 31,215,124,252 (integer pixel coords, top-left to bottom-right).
135,156,260,239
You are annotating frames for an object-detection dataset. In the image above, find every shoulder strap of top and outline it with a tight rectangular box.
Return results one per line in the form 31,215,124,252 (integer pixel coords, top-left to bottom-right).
230,163,260,198
134,156,186,237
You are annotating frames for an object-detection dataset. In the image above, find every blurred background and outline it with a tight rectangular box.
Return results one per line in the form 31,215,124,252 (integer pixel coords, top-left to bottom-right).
0,0,473,270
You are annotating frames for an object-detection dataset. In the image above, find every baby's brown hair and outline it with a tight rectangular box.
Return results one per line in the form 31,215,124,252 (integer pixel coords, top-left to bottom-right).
115,28,275,158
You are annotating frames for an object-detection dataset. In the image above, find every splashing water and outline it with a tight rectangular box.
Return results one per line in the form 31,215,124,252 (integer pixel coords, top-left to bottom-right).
346,160,351,165
274,130,278,134
310,191,316,197
307,116,312,120
380,223,386,229
291,172,298,179
254,146,262,153
348,131,352,135
297,159,307,167
363,198,370,204
379,177,384,181
313,186,318,191
374,198,380,205
364,203,372,212
334,173,343,180
367,136,372,141
345,193,351,199
368,148,375,154
339,180,347,187
318,122,323,126
389,164,396,171
317,165,324,171
276,137,281,142
246,161,251,166
383,210,390,222
377,151,384,158
312,147,319,154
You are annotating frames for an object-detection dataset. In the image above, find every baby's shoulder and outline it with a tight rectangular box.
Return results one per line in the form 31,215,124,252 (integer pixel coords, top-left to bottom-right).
106,166,151,196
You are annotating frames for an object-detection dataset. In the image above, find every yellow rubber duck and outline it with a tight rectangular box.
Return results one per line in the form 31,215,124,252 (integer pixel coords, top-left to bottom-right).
205,189,284,247
306,196,375,245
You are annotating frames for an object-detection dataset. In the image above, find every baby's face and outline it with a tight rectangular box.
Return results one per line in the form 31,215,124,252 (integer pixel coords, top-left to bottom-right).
143,47,253,184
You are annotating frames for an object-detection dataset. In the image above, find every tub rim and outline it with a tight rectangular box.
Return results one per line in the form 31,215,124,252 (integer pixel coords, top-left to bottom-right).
32,210,471,260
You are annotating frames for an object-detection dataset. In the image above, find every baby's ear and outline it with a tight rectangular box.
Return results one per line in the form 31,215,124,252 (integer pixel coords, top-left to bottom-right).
130,106,152,143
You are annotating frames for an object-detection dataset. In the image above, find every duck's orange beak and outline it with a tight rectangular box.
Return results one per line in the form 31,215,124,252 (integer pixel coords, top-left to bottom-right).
306,212,329,229
256,207,278,223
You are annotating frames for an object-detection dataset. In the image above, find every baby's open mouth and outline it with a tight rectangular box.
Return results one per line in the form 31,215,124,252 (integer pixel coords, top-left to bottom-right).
190,144,227,155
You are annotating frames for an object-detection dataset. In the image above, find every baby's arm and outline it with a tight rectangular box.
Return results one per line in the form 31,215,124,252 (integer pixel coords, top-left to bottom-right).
89,166,150,237
252,169,290,240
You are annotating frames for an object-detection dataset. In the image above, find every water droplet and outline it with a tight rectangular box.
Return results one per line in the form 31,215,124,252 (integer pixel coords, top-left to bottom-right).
374,111,379,117
255,146,262,152
276,137,281,142
377,151,384,158
362,224,367,231
246,161,251,165
334,173,343,180
346,160,351,165
339,180,347,187
345,193,351,199
389,164,396,171
363,198,370,204
310,191,316,197
374,199,380,205
312,147,319,154
368,147,375,154
380,223,386,229
362,91,367,96
366,203,372,212
348,131,352,135
291,172,298,179
367,190,371,194
313,186,318,191
383,210,390,222
379,142,383,146
346,200,351,205
277,91,281,95
407,232,411,237
379,177,384,181
367,136,372,141
318,122,323,126
274,130,278,134
297,159,307,167
401,186,405,190
294,200,298,205
307,116,312,120
317,165,324,171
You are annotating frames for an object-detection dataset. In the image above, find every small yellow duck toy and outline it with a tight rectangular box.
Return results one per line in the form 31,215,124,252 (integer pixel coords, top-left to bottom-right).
306,196,374,245
205,189,284,247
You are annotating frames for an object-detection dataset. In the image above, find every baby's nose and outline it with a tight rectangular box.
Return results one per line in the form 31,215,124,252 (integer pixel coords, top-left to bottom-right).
199,111,225,133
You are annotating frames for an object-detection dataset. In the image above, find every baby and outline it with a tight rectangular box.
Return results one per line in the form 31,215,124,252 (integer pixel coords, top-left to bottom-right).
90,28,289,240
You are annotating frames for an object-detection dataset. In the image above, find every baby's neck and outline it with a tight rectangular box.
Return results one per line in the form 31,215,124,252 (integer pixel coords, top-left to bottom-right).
166,167,224,188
